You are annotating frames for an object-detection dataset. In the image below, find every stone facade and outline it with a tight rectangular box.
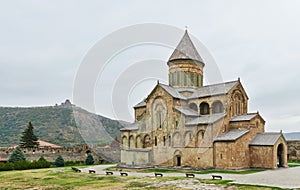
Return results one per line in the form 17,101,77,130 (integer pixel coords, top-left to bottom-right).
287,140,300,161
120,30,288,169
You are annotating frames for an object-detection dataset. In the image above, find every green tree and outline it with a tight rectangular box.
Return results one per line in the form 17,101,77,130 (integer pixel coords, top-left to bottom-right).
19,121,39,148
85,154,94,165
54,155,65,167
8,147,26,163
38,156,47,162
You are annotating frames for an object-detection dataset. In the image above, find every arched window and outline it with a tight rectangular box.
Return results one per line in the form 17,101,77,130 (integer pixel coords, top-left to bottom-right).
154,136,157,146
184,132,192,147
212,101,223,114
157,110,163,128
196,130,204,147
129,135,134,149
189,103,198,112
200,102,210,115
136,136,142,148
152,98,167,129
231,91,244,116
173,132,180,147
122,136,128,148
143,134,151,148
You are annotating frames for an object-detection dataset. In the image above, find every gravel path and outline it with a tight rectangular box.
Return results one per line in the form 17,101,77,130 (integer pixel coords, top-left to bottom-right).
81,165,300,189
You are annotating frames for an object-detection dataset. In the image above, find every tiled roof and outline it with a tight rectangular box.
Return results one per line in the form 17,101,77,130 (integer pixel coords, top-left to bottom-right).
37,140,62,148
213,130,249,142
168,30,204,65
174,106,199,116
134,100,146,108
189,80,238,99
250,133,282,146
120,122,139,131
185,113,226,125
0,158,7,162
230,113,258,122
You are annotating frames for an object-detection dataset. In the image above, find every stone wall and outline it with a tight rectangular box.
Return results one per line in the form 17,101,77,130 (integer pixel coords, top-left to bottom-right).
214,133,250,169
121,149,152,165
249,146,274,168
0,145,120,163
287,140,300,161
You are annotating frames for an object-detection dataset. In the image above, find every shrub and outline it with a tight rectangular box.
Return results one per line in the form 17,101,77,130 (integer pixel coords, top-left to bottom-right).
8,147,26,163
31,160,51,169
54,155,65,167
13,160,31,170
0,162,14,171
38,156,47,162
85,154,94,165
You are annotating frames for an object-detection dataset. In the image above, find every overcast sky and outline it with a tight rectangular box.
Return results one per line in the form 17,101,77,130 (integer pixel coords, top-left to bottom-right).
1,0,300,132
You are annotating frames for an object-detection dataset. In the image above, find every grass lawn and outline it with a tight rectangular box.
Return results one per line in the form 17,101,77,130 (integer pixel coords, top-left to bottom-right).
0,166,283,190
107,166,264,175
0,167,126,189
288,162,300,167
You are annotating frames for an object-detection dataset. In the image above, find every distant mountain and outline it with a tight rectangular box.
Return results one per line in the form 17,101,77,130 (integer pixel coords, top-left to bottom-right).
284,132,300,141
0,100,129,147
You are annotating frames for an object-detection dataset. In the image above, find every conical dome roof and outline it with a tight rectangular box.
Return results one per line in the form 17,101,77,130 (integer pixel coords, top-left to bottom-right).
168,30,204,66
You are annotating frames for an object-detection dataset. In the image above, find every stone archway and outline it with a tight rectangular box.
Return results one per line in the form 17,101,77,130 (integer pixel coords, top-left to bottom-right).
277,143,285,167
173,150,182,167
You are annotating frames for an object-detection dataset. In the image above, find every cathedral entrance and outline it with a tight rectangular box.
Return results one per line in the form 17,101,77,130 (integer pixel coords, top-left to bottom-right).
176,156,181,166
277,143,284,167
174,150,182,167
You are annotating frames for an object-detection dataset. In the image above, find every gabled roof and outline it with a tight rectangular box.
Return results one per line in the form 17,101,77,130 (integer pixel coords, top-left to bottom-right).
120,122,139,131
159,83,187,100
168,30,204,66
185,113,226,125
189,80,239,99
174,106,199,116
230,113,258,122
250,133,282,146
213,129,249,142
134,100,146,108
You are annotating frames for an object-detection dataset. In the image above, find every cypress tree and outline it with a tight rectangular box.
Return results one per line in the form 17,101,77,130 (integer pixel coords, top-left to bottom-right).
8,147,26,163
19,122,39,148
54,155,65,167
85,154,94,165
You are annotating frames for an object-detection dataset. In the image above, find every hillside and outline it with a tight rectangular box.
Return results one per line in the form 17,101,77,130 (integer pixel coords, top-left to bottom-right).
0,100,128,147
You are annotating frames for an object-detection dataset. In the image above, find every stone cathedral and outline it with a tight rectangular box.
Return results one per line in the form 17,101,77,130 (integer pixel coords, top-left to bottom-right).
120,30,288,169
